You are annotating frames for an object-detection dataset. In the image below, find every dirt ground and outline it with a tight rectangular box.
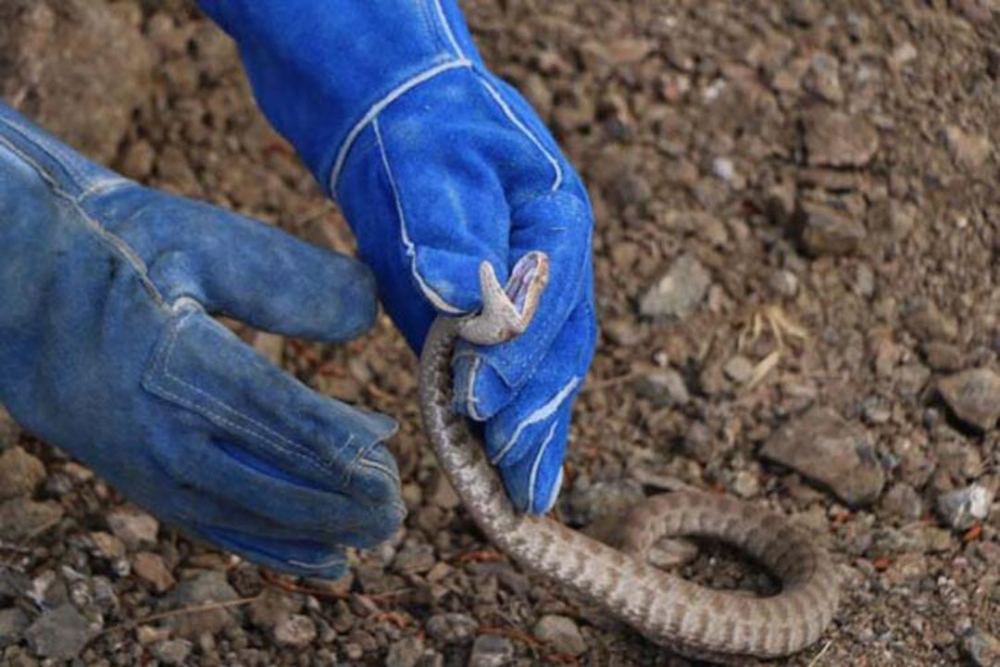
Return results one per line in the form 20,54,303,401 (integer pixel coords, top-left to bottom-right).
1,0,1000,665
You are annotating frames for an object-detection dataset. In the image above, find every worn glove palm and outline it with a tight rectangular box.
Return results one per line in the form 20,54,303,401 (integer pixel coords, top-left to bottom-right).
0,103,404,577
199,0,598,513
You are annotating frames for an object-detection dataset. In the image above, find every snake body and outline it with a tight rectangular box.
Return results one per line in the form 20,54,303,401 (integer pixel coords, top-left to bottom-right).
419,317,840,663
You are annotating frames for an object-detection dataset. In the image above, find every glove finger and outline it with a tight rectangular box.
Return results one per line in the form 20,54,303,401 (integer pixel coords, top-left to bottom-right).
144,306,402,511
195,525,348,579
100,191,379,343
150,431,403,550
453,190,592,420
483,296,596,513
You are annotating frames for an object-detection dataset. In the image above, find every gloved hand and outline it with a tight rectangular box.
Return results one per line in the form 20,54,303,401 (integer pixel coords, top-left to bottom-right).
0,102,404,578
198,0,598,514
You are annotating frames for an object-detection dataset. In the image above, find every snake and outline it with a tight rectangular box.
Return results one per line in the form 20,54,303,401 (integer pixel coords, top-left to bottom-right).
417,253,841,663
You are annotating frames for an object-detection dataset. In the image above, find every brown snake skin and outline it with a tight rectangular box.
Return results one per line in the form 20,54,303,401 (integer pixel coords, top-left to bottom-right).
419,317,841,663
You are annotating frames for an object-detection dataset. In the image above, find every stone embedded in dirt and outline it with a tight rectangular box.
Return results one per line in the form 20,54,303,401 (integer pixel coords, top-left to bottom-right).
150,639,193,665
132,552,176,593
723,355,755,385
964,627,1000,666
161,570,239,639
0,607,29,649
567,480,646,526
24,604,96,660
803,109,880,167
0,497,63,541
425,613,477,644
904,300,958,342
106,507,159,549
469,634,515,667
630,368,690,407
938,369,1000,431
250,588,304,629
880,483,924,521
385,635,424,667
0,0,153,164
802,52,843,103
936,485,992,531
426,469,461,510
0,446,46,500
533,614,587,657
922,342,964,372
761,407,884,507
798,200,867,256
638,253,712,320
89,531,127,561
391,541,436,575
944,126,992,171
273,614,317,648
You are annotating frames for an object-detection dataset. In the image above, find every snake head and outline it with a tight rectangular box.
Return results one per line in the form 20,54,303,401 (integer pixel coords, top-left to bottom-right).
456,251,550,346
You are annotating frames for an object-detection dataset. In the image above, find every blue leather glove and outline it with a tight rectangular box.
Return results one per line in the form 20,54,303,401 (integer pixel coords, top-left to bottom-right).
0,103,404,578
198,0,598,513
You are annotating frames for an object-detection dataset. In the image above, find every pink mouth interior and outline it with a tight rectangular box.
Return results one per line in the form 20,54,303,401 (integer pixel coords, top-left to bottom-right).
507,253,540,316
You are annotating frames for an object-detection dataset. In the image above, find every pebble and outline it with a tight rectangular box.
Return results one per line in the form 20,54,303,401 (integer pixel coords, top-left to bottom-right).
639,253,712,320
106,507,159,548
162,570,239,638
386,635,424,667
761,407,884,507
0,446,45,500
0,607,28,648
922,342,963,372
425,613,477,644
938,369,1000,431
0,497,63,541
803,109,880,167
964,627,1000,666
799,200,867,256
904,300,958,342
945,126,992,171
936,485,992,531
392,541,437,575
250,588,304,629
150,639,193,665
723,355,755,385
24,604,96,660
468,634,515,667
273,614,317,647
630,368,690,407
880,483,924,521
131,552,176,593
533,614,587,656
803,52,844,103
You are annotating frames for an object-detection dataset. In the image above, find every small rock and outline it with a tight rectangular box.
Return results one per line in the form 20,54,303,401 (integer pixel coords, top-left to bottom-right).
426,613,477,644
250,588,304,629
803,110,880,167
938,369,1000,431
880,483,924,521
802,52,843,103
386,635,424,667
769,270,799,298
150,639,193,665
723,356,755,385
392,542,436,575
732,469,761,498
0,607,29,648
922,342,963,372
162,570,239,639
799,200,867,256
761,407,884,507
24,604,96,660
469,634,515,667
89,532,126,560
945,126,992,171
274,614,317,647
426,469,461,510
106,508,159,548
630,368,690,407
937,485,992,531
646,538,699,568
0,446,46,500
0,405,18,449
132,552,175,593
567,480,645,526
905,301,958,342
0,498,63,541
639,253,712,320
964,627,1000,666
533,615,586,657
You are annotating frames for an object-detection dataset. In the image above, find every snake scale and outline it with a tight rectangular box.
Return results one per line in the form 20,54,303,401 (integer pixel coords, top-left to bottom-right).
417,256,840,663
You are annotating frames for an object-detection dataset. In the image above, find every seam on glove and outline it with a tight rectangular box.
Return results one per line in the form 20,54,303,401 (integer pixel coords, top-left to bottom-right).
490,375,581,465
0,132,162,306
526,420,560,513
431,0,466,59
472,71,563,192
329,58,473,194
372,116,463,314
144,310,363,488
